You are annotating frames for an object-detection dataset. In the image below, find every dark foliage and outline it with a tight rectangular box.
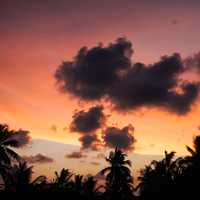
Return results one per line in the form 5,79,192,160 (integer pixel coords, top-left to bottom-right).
1,123,200,200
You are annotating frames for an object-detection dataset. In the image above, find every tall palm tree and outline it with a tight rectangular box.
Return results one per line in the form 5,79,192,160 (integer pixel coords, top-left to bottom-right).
100,147,134,200
0,124,22,165
175,135,200,198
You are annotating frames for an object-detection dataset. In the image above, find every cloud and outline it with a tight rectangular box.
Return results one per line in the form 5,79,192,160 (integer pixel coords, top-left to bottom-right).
96,153,105,159
69,105,106,150
102,124,136,151
90,161,100,166
110,54,199,114
55,38,132,100
9,129,31,148
70,105,105,133
66,151,87,159
55,38,200,115
79,134,100,150
50,124,57,132
23,154,54,164
184,52,200,72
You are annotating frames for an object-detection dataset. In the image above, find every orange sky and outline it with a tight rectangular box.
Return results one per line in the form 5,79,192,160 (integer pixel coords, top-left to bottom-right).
1,1,200,177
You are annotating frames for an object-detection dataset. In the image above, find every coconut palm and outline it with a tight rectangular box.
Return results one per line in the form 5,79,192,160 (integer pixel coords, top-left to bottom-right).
52,168,73,192
2,161,46,192
0,124,22,165
100,147,134,200
138,151,180,200
175,135,200,198
82,176,100,199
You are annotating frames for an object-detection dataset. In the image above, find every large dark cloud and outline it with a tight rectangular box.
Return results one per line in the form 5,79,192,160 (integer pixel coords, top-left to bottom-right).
102,124,136,151
23,154,54,164
55,38,132,100
66,151,87,159
110,54,199,114
70,105,105,133
55,38,200,115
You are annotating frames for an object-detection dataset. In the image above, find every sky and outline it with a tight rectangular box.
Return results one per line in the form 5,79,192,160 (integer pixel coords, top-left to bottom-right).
1,0,200,177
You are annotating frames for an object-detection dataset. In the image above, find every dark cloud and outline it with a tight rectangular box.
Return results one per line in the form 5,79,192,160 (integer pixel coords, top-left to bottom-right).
66,151,87,159
69,105,105,150
55,38,200,115
55,38,132,100
102,124,136,151
184,52,200,72
23,154,54,164
110,54,199,114
9,129,31,148
70,105,106,133
79,134,100,150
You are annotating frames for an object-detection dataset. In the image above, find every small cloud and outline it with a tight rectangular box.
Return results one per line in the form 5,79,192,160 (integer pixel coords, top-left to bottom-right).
171,19,180,25
23,154,54,164
102,124,136,151
96,153,105,159
79,134,101,150
63,126,68,131
90,161,100,166
50,124,57,132
66,151,87,159
70,105,106,133
149,144,155,148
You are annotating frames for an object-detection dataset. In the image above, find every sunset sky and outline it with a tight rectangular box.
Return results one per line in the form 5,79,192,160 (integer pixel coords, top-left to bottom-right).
1,0,200,178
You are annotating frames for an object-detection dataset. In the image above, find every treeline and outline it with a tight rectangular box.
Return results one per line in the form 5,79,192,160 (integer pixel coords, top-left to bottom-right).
0,124,200,199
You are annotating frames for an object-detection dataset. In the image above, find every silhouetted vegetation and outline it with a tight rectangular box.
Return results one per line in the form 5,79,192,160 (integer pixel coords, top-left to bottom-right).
1,123,200,199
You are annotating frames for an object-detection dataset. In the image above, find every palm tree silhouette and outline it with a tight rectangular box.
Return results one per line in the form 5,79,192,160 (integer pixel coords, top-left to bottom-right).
138,151,181,200
175,135,200,198
52,168,73,192
0,124,22,165
2,161,46,192
100,147,134,200
82,176,100,199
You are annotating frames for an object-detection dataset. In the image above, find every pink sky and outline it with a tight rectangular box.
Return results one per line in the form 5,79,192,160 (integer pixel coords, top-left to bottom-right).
1,0,200,176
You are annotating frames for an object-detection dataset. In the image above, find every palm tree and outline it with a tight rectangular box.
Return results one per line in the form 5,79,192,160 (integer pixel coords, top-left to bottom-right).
73,174,84,192
100,147,134,200
71,174,84,198
175,135,200,198
0,124,22,165
186,135,200,158
52,168,73,192
138,151,180,200
70,174,101,199
2,161,46,192
82,176,100,199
